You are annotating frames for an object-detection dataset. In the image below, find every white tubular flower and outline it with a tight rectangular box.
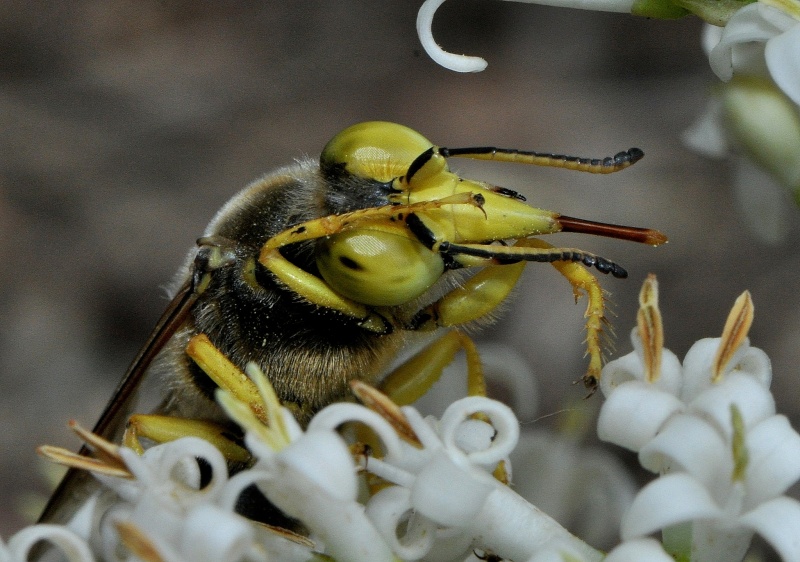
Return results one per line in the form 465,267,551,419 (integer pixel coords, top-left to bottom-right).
598,278,772,453
93,437,265,562
597,327,686,451
417,0,635,72
0,525,94,562
708,0,800,105
621,405,800,561
687,0,800,241
218,366,395,562
598,276,800,561
363,396,603,562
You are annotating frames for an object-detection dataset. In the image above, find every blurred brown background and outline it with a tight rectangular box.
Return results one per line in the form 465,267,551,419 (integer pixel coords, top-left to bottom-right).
1,0,798,542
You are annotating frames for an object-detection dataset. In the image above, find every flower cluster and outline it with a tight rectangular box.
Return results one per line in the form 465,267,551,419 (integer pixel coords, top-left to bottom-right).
684,0,800,242
28,361,604,562
598,275,800,561
16,279,800,562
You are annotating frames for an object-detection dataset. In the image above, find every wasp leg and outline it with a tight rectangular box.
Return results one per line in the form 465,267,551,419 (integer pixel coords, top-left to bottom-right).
259,192,482,253
259,247,390,333
380,330,486,406
123,414,250,463
186,333,312,423
410,237,608,391
520,239,609,391
410,259,528,331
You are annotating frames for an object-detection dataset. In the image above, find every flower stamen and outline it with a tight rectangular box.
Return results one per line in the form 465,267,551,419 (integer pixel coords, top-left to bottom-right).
637,274,663,383
713,290,754,382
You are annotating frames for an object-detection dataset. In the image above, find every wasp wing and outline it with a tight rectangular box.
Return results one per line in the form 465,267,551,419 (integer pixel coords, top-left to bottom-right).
37,276,198,524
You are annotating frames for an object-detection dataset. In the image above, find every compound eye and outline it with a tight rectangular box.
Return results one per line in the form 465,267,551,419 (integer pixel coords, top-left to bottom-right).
320,121,434,183
316,229,444,307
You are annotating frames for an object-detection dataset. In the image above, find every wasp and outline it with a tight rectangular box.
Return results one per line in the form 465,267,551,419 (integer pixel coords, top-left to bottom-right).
39,121,666,524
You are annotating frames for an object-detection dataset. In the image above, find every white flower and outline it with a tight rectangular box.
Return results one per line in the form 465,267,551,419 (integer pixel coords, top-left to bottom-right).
0,525,94,562
707,0,800,105
686,1,800,242
360,395,604,562
622,405,800,561
218,365,395,562
416,0,636,72
598,279,772,451
92,437,268,562
598,275,800,561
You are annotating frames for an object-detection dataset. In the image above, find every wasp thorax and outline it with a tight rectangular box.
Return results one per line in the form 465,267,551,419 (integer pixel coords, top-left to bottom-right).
316,228,444,307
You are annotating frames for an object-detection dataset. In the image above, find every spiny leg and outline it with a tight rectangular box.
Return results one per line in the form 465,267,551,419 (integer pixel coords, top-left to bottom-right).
123,414,249,463
259,192,482,254
380,330,486,406
422,238,613,391
120,334,291,465
515,238,609,392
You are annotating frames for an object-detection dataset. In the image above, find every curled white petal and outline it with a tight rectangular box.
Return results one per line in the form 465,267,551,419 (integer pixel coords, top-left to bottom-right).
366,485,437,560
739,496,800,561
604,538,673,562
307,402,405,460
6,525,94,562
439,396,519,465
416,0,488,72
621,473,723,540
708,3,777,80
597,380,683,451
152,437,228,495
